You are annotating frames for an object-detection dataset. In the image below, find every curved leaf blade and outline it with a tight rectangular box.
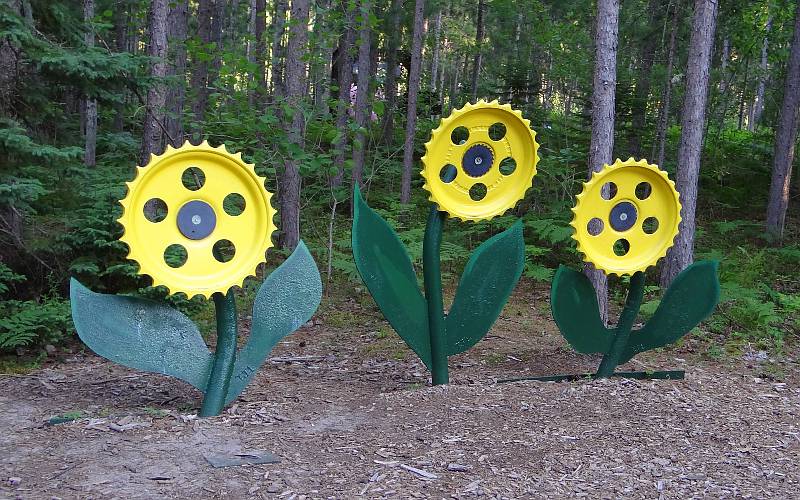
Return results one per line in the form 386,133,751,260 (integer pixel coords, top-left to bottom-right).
225,241,322,403
622,260,720,363
550,265,613,354
69,279,213,391
446,221,525,355
351,186,431,367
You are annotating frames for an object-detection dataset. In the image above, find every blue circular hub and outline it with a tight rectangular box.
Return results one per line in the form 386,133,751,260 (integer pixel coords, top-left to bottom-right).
177,200,216,240
610,201,637,232
462,144,494,177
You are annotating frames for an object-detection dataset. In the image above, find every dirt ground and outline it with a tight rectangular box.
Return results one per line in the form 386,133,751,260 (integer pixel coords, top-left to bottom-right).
2,286,799,499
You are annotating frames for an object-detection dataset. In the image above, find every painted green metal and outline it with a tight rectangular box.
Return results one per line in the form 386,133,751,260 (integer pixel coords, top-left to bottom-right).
497,370,685,383
70,278,213,390
352,186,526,384
352,185,431,367
224,241,322,403
596,271,645,378
446,220,525,356
550,260,720,377
200,291,238,417
621,260,720,364
423,206,449,385
70,240,322,417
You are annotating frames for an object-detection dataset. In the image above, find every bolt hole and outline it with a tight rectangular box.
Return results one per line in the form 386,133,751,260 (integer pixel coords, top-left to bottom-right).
636,182,652,200
469,183,487,201
451,126,469,145
213,239,236,263
488,122,506,141
181,167,206,191
223,193,246,216
143,198,168,223
440,164,457,183
587,218,604,236
601,182,617,200
499,157,516,175
643,216,659,234
164,244,188,268
613,239,630,256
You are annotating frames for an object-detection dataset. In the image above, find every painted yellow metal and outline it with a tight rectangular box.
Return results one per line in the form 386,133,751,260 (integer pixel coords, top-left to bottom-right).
570,158,681,276
421,100,540,221
118,141,276,298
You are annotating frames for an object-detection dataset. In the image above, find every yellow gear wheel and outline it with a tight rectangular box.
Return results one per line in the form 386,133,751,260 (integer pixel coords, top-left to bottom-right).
118,141,276,298
421,99,540,221
570,158,681,276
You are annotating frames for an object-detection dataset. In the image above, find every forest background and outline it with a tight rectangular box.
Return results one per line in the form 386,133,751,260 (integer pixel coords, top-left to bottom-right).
0,0,798,365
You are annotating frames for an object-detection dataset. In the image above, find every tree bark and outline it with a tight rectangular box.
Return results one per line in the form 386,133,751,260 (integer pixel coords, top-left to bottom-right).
738,56,749,130
139,0,168,166
430,8,442,92
750,17,771,130
379,0,401,145
400,0,426,204
84,0,97,167
270,0,288,99
653,0,681,168
585,0,619,325
660,0,718,287
470,0,485,102
766,1,800,240
277,0,309,250
113,0,128,132
252,0,267,104
311,0,333,116
165,0,187,146
351,0,372,191
331,4,356,187
191,0,213,136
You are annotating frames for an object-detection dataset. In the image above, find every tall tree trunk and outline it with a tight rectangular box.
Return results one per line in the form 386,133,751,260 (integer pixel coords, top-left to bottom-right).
270,0,288,99
278,0,309,250
470,0,485,102
210,0,225,85
139,0,168,166
191,0,213,136
653,0,681,167
585,0,619,325
165,0,187,146
660,0,718,287
430,8,442,92
380,0,401,145
400,0,426,204
252,0,267,104
331,4,356,187
113,0,128,132
766,1,800,240
311,0,333,116
351,0,372,191
84,0,97,167
628,0,660,159
738,56,749,130
750,17,771,130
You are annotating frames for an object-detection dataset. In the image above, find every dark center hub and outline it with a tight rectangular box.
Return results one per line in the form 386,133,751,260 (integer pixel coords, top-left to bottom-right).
462,143,493,177
177,200,216,240
609,201,637,232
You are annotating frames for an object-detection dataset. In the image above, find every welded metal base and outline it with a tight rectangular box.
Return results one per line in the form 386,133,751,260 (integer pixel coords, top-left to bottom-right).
497,370,685,384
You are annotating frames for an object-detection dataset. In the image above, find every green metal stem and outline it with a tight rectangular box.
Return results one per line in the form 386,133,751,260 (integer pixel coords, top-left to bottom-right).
200,290,238,417
423,205,449,385
596,271,646,378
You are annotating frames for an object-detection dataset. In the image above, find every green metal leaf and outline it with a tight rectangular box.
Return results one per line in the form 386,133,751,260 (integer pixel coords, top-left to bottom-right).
351,186,431,368
446,220,525,355
69,278,212,391
225,241,322,403
621,260,720,363
550,265,613,354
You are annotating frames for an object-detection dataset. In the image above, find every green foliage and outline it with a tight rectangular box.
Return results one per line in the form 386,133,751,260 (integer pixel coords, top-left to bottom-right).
0,297,72,350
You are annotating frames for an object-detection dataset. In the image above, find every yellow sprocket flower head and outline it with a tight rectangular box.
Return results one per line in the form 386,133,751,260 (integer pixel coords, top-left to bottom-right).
118,141,276,298
570,158,681,276
421,99,540,221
